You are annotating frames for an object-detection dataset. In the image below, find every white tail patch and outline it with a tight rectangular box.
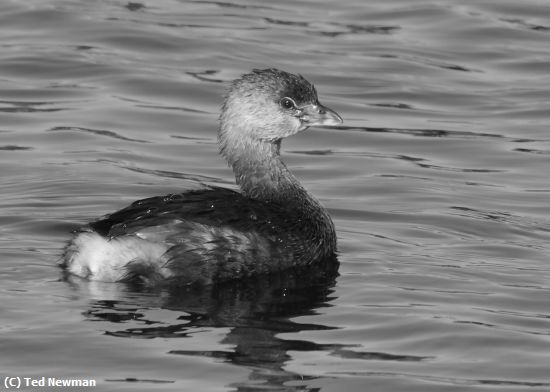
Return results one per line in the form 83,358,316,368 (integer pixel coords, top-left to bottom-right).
64,232,169,282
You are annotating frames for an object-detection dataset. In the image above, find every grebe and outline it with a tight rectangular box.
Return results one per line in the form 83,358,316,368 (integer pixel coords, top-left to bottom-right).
61,68,343,286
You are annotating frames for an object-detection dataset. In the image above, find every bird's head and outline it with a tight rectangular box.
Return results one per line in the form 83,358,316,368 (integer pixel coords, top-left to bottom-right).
219,68,342,150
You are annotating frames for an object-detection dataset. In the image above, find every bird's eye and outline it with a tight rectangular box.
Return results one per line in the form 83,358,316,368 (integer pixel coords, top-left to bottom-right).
280,97,296,110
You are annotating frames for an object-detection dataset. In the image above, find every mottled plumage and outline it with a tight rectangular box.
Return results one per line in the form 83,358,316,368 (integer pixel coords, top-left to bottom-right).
61,68,343,286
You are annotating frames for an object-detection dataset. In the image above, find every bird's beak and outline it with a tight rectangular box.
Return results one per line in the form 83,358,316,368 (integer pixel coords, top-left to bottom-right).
299,102,343,128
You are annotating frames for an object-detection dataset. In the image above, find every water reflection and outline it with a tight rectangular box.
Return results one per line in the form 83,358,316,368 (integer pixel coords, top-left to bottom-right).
75,259,341,390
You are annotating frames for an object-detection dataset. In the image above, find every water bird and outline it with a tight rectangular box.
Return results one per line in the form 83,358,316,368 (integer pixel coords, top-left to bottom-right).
61,68,343,286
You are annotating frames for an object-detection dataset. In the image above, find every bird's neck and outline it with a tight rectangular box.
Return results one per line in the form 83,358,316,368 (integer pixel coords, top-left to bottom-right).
221,136,306,203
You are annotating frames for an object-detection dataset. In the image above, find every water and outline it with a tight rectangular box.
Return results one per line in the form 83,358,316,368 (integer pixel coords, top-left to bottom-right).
1,0,549,390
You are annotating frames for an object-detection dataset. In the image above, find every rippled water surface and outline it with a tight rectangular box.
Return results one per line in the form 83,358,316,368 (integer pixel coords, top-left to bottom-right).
1,0,550,391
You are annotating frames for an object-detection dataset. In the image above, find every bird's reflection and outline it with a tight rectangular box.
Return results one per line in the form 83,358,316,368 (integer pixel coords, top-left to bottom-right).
75,258,340,391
